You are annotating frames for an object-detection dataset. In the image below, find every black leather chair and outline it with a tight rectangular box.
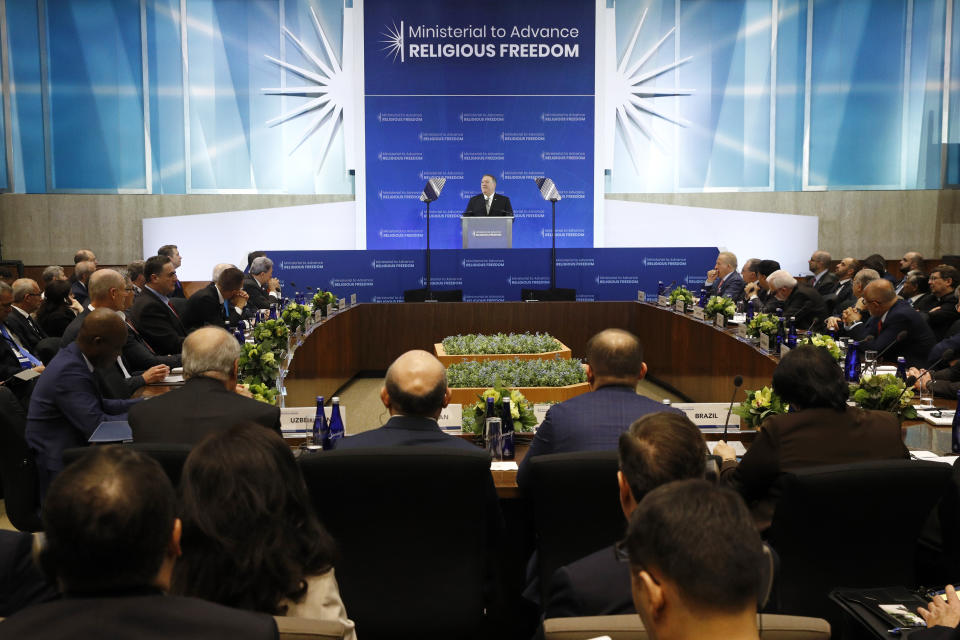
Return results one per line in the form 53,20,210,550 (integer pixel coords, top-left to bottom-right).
764,460,952,626
527,451,624,606
298,447,494,640
62,443,192,488
0,387,41,531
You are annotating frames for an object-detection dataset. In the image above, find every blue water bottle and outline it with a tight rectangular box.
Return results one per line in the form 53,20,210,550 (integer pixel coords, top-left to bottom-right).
844,340,861,382
500,398,516,461
787,316,797,349
328,397,345,448
312,396,328,447
896,357,908,381
657,281,665,296
952,390,960,454
746,298,755,323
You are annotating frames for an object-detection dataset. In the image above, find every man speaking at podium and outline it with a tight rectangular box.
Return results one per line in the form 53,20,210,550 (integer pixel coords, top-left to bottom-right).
463,174,513,217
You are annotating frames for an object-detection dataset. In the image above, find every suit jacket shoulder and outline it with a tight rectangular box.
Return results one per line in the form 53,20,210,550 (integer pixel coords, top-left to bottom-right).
545,545,634,619
130,290,186,356
336,415,478,451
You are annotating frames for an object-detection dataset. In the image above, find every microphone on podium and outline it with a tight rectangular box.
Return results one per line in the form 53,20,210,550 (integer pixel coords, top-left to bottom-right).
722,375,744,439
909,349,956,399
894,374,918,406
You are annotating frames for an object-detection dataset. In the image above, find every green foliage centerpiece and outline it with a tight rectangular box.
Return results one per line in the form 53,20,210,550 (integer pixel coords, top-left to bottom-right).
705,295,736,319
446,357,587,388
798,333,842,361
746,313,778,339
281,303,311,334
849,374,917,420
462,386,538,435
731,387,789,429
237,319,289,401
311,290,338,314
442,332,561,355
668,286,695,308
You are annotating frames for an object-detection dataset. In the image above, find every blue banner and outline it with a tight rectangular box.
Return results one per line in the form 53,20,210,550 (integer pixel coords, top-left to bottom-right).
270,247,716,303
364,0,595,250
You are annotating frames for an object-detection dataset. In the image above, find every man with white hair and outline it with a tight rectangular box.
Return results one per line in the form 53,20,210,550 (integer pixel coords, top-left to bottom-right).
70,260,96,307
6,279,46,352
128,326,280,444
242,256,280,312
767,269,828,331
703,251,744,301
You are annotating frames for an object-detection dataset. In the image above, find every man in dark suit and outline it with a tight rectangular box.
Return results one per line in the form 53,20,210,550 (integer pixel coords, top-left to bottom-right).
844,279,937,368
182,266,248,333
70,260,96,307
60,269,170,399
517,329,681,489
545,412,706,619
5,278,47,352
828,257,859,311
243,256,279,314
919,265,960,340
129,326,280,444
25,309,140,496
0,446,278,640
129,255,187,355
157,244,186,299
704,251,745,301
745,259,780,312
462,173,513,217
896,251,925,293
127,259,146,298
0,281,45,406
767,269,829,332
808,250,838,296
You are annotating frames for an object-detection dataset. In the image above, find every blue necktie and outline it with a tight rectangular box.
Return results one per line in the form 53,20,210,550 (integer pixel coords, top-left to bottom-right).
223,300,231,320
0,325,41,368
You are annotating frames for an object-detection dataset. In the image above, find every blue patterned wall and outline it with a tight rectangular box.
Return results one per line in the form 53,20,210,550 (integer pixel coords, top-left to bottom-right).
0,0,956,194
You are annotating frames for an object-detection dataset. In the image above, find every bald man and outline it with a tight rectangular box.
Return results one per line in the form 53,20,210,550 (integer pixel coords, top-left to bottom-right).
844,279,937,368
808,250,838,296
59,269,170,398
128,327,280,444
25,309,141,497
517,329,681,490
336,350,479,450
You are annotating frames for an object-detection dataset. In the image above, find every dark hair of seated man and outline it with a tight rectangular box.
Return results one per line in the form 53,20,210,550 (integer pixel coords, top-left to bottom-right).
772,344,848,411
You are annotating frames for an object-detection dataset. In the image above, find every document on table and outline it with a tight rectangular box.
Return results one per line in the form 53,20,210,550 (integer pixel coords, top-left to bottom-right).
491,461,518,471
706,441,746,456
150,373,184,385
911,450,959,465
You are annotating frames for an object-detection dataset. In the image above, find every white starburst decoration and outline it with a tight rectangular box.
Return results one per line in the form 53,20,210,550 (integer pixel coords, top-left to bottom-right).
613,8,693,173
263,7,348,170
380,21,404,62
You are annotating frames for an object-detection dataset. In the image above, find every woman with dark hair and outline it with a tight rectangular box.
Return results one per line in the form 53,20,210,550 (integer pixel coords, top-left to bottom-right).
36,281,77,337
862,253,896,283
173,423,356,638
715,345,908,528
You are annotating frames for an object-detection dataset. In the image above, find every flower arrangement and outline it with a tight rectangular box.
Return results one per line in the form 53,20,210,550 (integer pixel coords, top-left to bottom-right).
731,387,789,429
705,295,736,319
442,332,562,355
462,386,538,435
238,342,280,388
799,333,842,361
746,313,778,339
250,319,289,356
311,290,339,314
668,286,695,307
246,381,279,405
281,303,311,333
446,357,587,388
849,374,917,420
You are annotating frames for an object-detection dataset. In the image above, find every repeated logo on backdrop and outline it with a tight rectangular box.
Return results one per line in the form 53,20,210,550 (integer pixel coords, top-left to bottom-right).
364,0,595,250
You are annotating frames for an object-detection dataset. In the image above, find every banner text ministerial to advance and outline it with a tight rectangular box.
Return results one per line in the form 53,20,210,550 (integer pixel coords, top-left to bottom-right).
408,25,580,39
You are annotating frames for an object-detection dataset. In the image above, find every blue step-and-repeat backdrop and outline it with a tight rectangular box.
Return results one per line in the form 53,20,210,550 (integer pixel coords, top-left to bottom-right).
270,247,715,303
363,0,595,250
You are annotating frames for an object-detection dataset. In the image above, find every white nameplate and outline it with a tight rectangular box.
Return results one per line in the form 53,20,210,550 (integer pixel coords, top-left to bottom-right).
350,293,357,306
657,295,668,306
339,298,346,310
715,314,726,328
780,343,791,357
760,333,770,351
673,403,741,427
675,300,685,313
737,323,748,339
732,313,746,325
637,291,646,302
313,310,323,323
327,303,335,316
438,404,463,432
692,306,705,321
533,403,551,427
280,406,347,436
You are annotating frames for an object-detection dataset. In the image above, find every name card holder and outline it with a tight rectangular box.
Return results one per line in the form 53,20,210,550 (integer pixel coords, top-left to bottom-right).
533,403,551,428
438,404,463,433
780,344,791,357
715,314,726,328
637,291,646,302
673,403,741,428
327,303,335,317
339,298,346,311
760,333,771,351
658,295,669,306
280,406,348,437
737,323,748,339
675,300,685,313
350,293,357,306
692,306,705,321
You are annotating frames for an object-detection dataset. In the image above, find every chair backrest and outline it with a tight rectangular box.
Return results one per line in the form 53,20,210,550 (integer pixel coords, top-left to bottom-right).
0,387,42,531
61,443,192,488
274,616,346,640
765,460,952,622
297,447,492,640
543,613,830,640
528,451,624,605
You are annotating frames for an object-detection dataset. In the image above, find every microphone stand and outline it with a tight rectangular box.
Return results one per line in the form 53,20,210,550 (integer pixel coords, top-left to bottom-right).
550,198,557,290
425,199,433,301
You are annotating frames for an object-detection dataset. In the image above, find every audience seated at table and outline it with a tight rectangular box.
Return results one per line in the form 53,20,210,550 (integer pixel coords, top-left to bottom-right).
620,479,767,640
0,446,278,639
765,269,828,332
843,279,937,368
172,423,356,640
704,251,745,302
545,412,707,619
716,344,909,528
517,328,681,489
128,255,186,355
35,280,78,338
128,326,280,444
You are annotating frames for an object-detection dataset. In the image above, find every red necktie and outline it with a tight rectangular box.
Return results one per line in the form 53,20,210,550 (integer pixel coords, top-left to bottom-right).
167,301,180,318
877,318,883,332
